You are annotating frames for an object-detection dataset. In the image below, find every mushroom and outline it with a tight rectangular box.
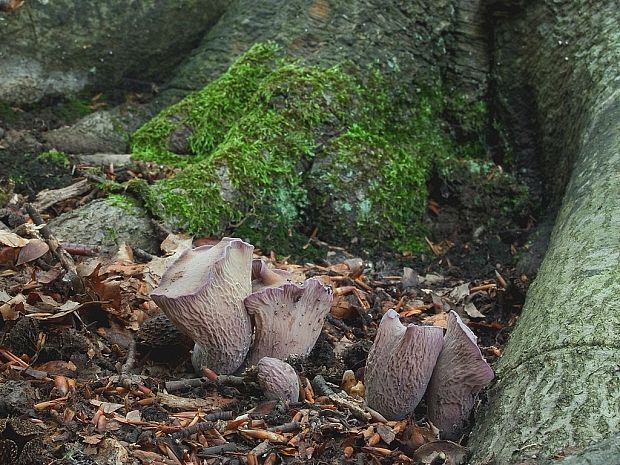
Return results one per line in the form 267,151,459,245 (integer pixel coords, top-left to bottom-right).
150,237,254,374
257,357,300,402
244,278,333,366
365,309,444,420
251,259,296,292
425,311,494,440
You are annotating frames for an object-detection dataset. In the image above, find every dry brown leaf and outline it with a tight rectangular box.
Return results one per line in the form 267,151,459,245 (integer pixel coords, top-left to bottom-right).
16,239,49,265
36,360,77,376
421,312,449,328
0,245,19,265
0,230,28,247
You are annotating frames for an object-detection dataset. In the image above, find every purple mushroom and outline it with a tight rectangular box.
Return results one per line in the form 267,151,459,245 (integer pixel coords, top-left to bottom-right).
251,259,296,292
257,357,300,402
426,311,494,440
150,238,254,374
244,278,333,366
365,309,444,420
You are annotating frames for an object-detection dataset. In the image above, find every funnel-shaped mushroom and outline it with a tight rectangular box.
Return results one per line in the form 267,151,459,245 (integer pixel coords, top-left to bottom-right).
426,311,494,440
365,309,444,420
244,278,332,365
257,357,300,402
251,259,295,293
150,238,254,374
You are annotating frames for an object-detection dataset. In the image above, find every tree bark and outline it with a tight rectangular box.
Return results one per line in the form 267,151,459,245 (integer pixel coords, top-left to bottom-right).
162,0,469,97
469,1,620,463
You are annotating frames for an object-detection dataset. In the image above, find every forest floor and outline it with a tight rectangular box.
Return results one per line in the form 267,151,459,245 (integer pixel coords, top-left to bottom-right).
0,102,543,465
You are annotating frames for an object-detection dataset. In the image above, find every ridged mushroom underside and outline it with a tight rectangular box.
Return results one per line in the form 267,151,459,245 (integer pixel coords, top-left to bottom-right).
251,259,296,293
245,278,332,365
257,357,300,402
150,238,254,374
426,311,494,440
365,309,444,420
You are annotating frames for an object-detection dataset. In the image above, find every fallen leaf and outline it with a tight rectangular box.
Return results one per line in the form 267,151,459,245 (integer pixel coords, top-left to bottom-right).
36,360,78,376
449,283,470,303
160,233,193,254
0,230,28,247
125,410,141,422
0,246,19,265
464,302,485,319
16,239,49,265
90,400,124,414
36,267,61,284
81,434,104,445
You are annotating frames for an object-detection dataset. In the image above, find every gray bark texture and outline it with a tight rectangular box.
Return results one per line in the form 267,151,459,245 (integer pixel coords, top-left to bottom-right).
0,0,226,104
151,0,491,104
469,1,620,463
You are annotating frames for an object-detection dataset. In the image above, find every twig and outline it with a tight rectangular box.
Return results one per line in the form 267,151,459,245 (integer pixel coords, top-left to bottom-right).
24,203,85,294
312,375,371,421
197,443,238,457
165,374,248,392
170,421,215,439
60,243,100,256
119,339,137,386
267,420,301,433
131,245,154,262
33,179,91,211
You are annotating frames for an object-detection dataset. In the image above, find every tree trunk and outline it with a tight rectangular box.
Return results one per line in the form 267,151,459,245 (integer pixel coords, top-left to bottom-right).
161,0,486,99
469,1,620,463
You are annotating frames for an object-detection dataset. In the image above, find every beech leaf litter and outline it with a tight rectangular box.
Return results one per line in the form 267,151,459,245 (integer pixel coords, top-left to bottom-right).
0,197,528,465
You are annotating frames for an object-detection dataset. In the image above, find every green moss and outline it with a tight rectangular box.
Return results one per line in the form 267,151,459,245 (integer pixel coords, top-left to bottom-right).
132,42,280,167
131,43,503,255
37,149,70,168
105,193,138,213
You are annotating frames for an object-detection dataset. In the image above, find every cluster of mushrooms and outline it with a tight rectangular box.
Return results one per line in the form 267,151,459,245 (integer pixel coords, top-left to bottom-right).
151,237,494,440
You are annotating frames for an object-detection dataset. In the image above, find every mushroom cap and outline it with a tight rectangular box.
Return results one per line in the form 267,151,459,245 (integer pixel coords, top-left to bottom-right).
244,278,332,366
365,309,444,420
251,259,296,293
426,311,494,440
150,237,254,374
257,357,300,402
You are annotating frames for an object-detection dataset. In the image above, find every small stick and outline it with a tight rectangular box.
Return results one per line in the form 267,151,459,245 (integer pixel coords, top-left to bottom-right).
164,374,248,392
267,420,301,433
119,340,137,386
60,243,100,256
197,443,238,457
170,421,215,439
312,375,371,421
131,245,154,262
470,283,497,293
25,203,85,294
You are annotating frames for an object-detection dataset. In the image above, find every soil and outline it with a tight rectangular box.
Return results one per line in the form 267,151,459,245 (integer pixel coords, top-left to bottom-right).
0,99,546,465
